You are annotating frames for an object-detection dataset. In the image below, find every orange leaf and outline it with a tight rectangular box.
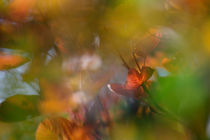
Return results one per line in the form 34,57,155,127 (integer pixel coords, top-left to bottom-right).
36,117,94,140
108,66,154,99
0,53,29,70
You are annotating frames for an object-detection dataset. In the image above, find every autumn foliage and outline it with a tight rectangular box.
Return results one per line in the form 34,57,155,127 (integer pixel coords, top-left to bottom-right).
0,0,210,140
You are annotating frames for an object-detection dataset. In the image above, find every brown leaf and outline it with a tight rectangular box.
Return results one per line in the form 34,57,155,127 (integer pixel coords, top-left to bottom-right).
135,28,162,56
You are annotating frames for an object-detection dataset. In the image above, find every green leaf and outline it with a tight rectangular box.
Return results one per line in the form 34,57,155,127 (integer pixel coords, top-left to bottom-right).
152,74,206,120
0,94,40,122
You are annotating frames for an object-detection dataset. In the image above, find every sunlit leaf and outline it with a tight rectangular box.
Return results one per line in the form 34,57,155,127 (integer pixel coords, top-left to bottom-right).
36,117,94,140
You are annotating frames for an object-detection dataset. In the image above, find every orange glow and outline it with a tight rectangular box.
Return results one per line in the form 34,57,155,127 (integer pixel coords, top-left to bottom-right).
9,0,35,21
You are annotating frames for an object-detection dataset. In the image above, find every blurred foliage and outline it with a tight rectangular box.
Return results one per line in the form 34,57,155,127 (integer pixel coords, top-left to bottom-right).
0,0,210,140
0,94,40,122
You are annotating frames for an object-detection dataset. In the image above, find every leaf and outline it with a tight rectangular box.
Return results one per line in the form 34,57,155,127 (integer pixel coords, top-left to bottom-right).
108,66,154,99
0,53,29,70
108,83,145,99
0,94,40,122
138,66,154,83
125,67,154,90
135,28,162,56
36,117,94,140
152,74,206,119
125,69,142,89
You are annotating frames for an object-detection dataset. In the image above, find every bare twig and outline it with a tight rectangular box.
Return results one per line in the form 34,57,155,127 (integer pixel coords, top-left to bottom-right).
117,51,130,69
132,51,141,72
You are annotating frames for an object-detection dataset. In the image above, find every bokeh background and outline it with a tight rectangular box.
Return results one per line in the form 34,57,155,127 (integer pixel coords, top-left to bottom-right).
0,0,210,140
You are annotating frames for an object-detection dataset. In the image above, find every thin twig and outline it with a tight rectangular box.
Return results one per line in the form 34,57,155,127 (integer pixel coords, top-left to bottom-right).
132,51,141,72
117,51,130,69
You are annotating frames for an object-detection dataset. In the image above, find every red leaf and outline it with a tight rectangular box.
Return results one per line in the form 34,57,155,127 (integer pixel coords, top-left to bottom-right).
108,66,154,99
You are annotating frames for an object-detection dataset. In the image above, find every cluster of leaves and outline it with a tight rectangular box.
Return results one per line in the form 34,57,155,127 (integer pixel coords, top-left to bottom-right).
0,0,210,140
